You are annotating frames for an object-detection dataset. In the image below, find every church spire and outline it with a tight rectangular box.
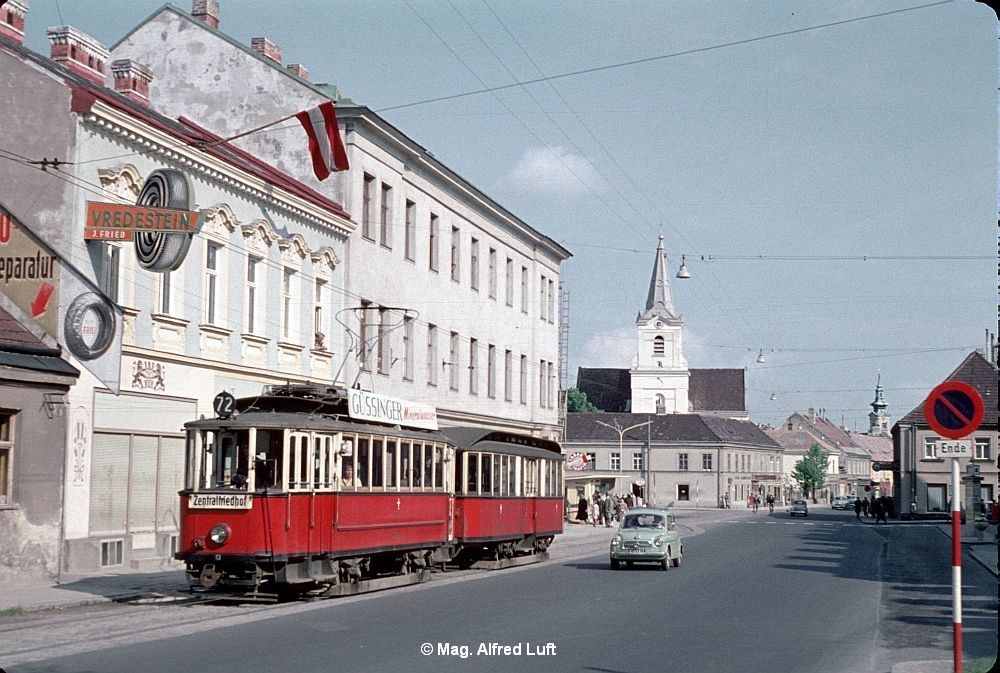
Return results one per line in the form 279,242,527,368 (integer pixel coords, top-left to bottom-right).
868,371,890,436
640,234,680,323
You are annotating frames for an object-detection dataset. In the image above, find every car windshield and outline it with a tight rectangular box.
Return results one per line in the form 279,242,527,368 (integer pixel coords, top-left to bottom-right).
622,514,665,529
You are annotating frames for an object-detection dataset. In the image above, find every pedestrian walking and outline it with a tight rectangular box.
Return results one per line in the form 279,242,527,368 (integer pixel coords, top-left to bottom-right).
576,495,589,524
601,494,613,528
874,497,887,524
861,497,870,518
854,497,863,520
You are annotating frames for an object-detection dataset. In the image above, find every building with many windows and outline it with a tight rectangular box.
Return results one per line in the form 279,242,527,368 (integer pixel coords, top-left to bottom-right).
892,350,998,519
1,9,353,576
110,0,570,436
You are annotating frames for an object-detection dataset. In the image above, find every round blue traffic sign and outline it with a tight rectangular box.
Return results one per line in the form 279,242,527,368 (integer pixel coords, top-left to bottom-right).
923,381,984,440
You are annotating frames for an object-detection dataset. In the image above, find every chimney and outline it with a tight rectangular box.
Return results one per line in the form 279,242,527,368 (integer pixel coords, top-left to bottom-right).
0,0,28,45
250,37,281,64
286,63,308,80
191,0,220,29
111,59,153,105
47,25,110,86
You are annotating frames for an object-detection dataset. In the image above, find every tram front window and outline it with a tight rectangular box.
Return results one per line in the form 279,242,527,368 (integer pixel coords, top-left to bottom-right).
207,432,249,489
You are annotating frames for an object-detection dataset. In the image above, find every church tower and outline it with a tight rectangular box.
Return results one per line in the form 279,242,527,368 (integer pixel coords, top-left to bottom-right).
868,373,890,436
630,235,690,413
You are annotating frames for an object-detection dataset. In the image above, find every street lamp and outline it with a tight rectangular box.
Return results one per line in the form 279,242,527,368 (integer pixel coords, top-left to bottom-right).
595,419,654,504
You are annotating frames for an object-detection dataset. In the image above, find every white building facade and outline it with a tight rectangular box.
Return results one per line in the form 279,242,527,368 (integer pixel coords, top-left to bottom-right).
111,1,569,437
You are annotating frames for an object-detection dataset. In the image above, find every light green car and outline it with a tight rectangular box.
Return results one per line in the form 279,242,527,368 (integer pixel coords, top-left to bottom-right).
609,508,683,570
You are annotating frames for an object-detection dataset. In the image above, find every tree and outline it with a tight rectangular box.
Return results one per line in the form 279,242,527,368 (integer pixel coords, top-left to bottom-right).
565,388,599,412
791,444,829,503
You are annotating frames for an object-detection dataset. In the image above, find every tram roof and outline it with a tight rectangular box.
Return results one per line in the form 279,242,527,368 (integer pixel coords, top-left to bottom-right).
442,427,564,461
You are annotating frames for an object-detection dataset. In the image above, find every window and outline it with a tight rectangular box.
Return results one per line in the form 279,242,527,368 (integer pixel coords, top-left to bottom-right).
539,274,547,321
678,453,688,471
313,279,326,349
449,332,460,391
450,227,460,282
379,183,392,248
404,200,416,261
487,344,496,398
281,268,295,341
359,300,372,368
505,258,514,306
469,338,479,395
504,350,513,402
548,279,556,323
585,453,596,471
632,452,644,471
402,315,414,380
519,355,527,404
923,437,938,459
470,238,479,291
362,173,375,240
429,214,439,271
538,359,546,408
377,307,389,375
520,266,529,314
246,257,261,334
98,243,120,304
426,324,438,386
488,248,497,299
653,336,665,356
702,453,713,471
159,271,172,314
927,484,947,512
610,452,621,471
974,437,991,460
0,413,11,505
205,242,220,324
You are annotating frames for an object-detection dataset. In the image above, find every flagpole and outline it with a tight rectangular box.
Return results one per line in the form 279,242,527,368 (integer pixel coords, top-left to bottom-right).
195,110,302,149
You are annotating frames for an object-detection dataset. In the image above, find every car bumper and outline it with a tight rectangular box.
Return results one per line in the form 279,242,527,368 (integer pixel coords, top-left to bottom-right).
610,548,668,562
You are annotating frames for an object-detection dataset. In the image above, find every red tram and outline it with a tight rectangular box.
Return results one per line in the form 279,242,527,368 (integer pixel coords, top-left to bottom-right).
176,384,564,599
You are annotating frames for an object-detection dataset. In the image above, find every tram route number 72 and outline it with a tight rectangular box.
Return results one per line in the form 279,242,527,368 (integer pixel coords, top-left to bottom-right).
213,391,236,419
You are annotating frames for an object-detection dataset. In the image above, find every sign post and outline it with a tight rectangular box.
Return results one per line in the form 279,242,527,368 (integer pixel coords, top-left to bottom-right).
923,381,984,673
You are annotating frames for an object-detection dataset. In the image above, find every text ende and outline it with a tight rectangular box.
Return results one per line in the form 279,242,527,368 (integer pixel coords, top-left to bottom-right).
438,642,557,658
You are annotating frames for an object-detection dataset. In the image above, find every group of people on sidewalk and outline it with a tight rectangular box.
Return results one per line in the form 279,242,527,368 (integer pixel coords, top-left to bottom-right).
575,492,634,528
854,494,893,523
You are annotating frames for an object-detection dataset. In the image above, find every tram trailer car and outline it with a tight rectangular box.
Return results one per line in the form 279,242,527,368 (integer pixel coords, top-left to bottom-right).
176,385,564,599
445,427,564,563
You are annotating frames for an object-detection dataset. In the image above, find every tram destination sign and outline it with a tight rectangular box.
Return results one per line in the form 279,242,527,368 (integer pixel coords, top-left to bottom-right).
348,389,438,430
84,201,202,241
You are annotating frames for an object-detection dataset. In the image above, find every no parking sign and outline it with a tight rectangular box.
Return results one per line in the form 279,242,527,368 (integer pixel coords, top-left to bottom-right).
923,381,984,440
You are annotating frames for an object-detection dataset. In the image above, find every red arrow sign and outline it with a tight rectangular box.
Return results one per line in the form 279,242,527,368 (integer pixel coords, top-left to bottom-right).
30,282,54,317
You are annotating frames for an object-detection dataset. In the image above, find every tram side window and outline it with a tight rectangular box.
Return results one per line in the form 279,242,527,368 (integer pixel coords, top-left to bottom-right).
478,452,489,494
413,443,424,488
356,437,370,488
433,445,443,491
492,454,501,495
508,455,518,496
385,439,397,488
314,435,334,490
254,429,283,491
371,438,383,488
467,452,479,494
400,441,411,488
524,458,538,496
423,444,434,489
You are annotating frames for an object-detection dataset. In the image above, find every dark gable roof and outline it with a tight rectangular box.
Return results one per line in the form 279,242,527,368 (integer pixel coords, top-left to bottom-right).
576,367,745,413
689,368,745,412
896,350,999,427
566,412,780,448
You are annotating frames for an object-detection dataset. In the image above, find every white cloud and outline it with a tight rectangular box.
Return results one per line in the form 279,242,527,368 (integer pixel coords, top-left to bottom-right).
499,146,603,196
579,326,637,368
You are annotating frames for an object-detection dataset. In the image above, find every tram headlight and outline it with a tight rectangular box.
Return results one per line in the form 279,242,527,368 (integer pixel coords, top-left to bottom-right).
208,524,231,546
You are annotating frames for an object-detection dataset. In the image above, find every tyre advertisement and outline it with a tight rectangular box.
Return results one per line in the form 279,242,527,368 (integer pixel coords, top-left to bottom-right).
0,204,122,394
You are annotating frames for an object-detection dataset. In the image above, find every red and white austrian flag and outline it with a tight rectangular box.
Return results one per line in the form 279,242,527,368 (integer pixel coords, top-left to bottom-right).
296,101,349,180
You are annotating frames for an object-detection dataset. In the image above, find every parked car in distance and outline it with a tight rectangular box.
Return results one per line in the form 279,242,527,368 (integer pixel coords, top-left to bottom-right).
789,500,809,517
610,508,682,571
831,495,853,510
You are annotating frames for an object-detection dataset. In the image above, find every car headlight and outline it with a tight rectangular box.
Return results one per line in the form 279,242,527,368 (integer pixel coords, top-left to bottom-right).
208,524,231,546
653,536,664,547
611,534,622,546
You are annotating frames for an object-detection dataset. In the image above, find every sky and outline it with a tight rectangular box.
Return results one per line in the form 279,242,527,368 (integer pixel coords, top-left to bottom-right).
19,0,998,430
